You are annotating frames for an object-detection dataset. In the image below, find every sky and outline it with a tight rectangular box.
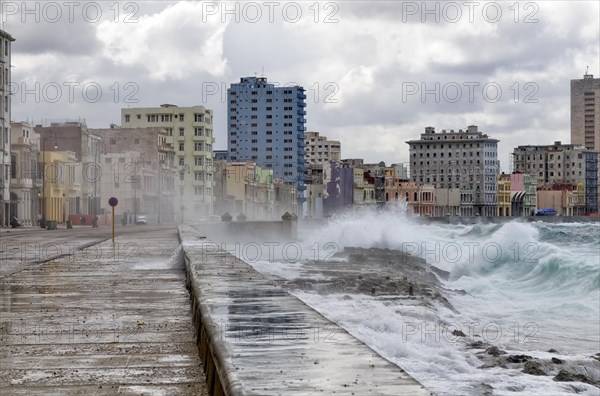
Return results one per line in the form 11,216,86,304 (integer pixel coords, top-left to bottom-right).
2,0,599,171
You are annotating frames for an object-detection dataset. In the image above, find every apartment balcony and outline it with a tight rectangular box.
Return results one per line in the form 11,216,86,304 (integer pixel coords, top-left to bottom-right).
297,141,305,149
193,180,206,186
297,92,307,99
297,126,306,132
298,101,306,107
297,110,306,116
297,150,304,156
192,135,206,141
178,135,186,141
193,165,205,171
297,117,306,123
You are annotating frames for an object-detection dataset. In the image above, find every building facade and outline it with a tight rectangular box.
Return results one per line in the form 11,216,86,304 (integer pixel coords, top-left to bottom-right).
497,173,511,216
37,151,81,223
407,125,499,216
121,104,214,217
0,29,14,226
227,77,306,211
512,141,598,213
304,131,341,166
571,73,600,152
33,122,102,215
385,179,436,216
10,122,39,225
92,127,176,223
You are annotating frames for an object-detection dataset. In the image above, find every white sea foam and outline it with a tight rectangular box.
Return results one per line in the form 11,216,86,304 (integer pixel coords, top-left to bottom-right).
244,209,600,394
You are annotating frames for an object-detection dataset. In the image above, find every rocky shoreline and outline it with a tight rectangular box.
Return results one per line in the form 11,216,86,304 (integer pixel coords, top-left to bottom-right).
279,247,600,392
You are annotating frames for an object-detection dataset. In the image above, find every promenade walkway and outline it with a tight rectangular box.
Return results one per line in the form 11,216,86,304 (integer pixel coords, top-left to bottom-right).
0,227,208,395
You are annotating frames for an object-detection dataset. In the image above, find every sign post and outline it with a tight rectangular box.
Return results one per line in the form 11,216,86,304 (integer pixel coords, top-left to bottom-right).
108,197,119,243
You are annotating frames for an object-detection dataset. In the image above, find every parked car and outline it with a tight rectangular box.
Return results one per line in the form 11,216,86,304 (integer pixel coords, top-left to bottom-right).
135,215,148,225
10,216,22,228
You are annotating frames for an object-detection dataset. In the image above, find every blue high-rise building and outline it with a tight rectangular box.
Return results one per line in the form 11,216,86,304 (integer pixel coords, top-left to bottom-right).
227,77,307,206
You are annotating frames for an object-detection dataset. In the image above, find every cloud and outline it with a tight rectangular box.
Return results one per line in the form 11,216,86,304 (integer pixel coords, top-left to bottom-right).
96,2,229,80
5,0,600,169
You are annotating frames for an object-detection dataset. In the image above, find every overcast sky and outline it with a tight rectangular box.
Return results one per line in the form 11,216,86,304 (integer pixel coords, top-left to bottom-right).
3,1,599,170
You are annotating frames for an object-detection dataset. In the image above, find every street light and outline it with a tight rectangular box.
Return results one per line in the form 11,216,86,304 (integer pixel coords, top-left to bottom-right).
40,131,58,227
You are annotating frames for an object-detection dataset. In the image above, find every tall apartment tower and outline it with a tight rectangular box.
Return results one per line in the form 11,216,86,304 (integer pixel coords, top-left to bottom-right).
407,125,500,216
0,29,14,226
227,77,307,209
571,73,600,151
121,104,215,217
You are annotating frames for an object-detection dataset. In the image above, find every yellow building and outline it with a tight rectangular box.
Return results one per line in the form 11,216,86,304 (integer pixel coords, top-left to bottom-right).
38,151,80,223
497,174,511,216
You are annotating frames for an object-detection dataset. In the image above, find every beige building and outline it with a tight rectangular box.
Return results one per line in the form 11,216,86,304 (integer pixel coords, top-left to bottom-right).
213,161,295,220
305,131,341,165
0,29,15,226
571,73,600,152
10,122,39,225
92,127,176,223
121,104,215,216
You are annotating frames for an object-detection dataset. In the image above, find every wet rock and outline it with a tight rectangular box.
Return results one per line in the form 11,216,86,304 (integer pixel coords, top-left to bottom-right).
548,348,559,353
523,361,546,376
452,329,466,337
470,341,488,349
506,355,533,363
486,346,506,356
474,383,493,396
553,369,596,385
551,357,564,364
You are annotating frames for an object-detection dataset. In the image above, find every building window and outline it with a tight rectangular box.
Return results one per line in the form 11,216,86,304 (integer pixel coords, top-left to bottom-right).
179,128,185,136
110,139,116,145
124,115,130,122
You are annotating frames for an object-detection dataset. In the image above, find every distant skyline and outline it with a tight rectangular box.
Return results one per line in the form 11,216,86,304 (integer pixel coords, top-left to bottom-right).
3,1,599,170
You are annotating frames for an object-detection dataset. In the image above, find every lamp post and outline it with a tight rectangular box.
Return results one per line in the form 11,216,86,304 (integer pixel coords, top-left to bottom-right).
40,131,58,227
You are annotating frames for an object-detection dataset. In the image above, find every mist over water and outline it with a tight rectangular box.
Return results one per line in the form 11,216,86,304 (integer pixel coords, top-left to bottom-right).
249,207,600,395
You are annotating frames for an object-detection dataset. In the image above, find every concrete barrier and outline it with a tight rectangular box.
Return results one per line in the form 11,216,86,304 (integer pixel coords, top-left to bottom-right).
179,225,431,396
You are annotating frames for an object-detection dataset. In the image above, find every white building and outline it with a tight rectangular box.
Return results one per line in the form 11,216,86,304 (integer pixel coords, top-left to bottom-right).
0,29,14,226
10,122,39,225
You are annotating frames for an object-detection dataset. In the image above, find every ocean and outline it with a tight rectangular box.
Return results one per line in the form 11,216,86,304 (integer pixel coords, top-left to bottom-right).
244,209,600,395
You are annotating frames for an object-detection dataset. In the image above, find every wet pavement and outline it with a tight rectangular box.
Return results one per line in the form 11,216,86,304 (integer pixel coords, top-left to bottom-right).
180,225,432,396
0,226,208,395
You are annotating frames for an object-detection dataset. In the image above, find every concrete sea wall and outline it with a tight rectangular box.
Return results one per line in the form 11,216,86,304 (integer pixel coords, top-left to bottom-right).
179,225,431,396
